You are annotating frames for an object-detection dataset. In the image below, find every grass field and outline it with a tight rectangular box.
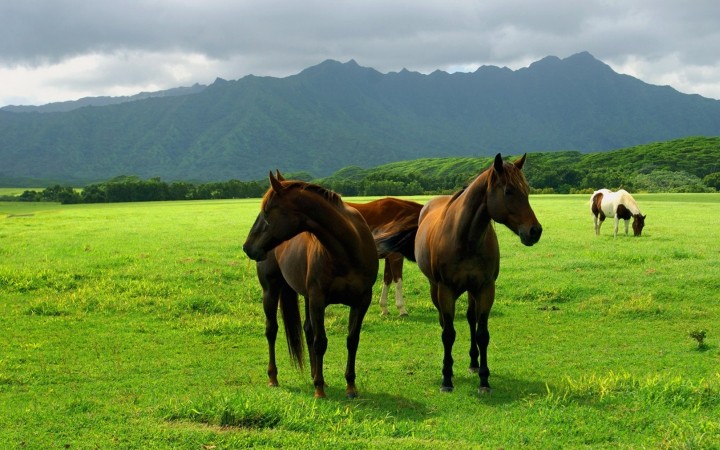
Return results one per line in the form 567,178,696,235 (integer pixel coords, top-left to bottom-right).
1,194,719,449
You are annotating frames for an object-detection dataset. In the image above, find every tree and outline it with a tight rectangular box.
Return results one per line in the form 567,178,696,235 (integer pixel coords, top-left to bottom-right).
703,172,720,191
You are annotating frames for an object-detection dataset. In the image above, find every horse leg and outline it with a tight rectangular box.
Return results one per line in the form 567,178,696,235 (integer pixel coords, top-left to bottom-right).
263,286,280,387
435,283,457,392
390,254,408,316
466,295,479,373
624,218,630,236
613,216,620,238
593,214,600,235
379,259,391,315
258,258,282,387
594,214,607,235
308,300,329,398
473,282,495,393
302,298,317,381
345,294,371,398
395,278,407,316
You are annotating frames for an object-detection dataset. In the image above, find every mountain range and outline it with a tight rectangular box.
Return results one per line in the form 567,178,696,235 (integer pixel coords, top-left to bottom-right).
1,51,720,185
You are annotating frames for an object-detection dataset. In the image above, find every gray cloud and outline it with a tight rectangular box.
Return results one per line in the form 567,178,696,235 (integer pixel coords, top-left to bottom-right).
2,0,720,105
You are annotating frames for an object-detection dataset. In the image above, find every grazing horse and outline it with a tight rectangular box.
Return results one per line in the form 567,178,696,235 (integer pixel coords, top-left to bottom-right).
242,172,379,398
414,154,542,393
591,188,646,237
347,198,423,316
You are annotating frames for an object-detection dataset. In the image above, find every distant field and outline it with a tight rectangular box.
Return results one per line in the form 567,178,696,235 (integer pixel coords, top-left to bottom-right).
1,194,718,448
0,188,40,196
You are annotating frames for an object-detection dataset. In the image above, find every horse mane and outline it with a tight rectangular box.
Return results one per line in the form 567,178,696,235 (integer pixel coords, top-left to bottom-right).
448,185,467,203
487,160,530,195
445,159,529,207
262,180,343,209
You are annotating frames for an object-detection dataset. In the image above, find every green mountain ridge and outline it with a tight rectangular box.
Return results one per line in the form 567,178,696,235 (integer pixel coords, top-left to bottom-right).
1,52,720,184
7,137,719,199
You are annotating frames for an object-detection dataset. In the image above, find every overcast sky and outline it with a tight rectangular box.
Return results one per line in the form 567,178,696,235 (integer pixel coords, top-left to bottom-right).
2,0,720,107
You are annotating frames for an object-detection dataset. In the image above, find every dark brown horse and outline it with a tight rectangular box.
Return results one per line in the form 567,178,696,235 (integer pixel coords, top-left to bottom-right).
347,198,423,316
242,172,379,398
414,154,542,393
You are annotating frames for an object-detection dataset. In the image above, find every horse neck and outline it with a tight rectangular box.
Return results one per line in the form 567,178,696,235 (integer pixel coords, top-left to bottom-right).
448,174,493,243
296,193,367,264
619,193,641,215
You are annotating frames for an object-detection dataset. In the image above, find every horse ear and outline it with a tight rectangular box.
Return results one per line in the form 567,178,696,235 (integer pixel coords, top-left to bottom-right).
275,170,285,181
493,153,504,174
514,153,527,170
269,171,285,194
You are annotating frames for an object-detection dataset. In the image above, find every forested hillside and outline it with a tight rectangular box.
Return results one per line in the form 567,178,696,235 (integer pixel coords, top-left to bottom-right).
2,52,720,185
318,136,720,195
7,137,719,204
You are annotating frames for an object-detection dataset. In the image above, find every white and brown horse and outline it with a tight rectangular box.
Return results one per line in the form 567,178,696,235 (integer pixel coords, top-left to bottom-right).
590,188,646,237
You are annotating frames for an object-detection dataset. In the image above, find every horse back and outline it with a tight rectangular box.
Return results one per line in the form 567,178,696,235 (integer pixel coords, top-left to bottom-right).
617,190,641,215
348,198,422,231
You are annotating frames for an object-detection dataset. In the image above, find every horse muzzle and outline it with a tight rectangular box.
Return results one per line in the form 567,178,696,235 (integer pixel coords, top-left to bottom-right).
242,242,268,261
519,224,542,246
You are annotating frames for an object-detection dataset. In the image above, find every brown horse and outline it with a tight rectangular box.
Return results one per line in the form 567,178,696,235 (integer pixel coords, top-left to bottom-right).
414,154,542,393
242,172,379,398
347,198,423,316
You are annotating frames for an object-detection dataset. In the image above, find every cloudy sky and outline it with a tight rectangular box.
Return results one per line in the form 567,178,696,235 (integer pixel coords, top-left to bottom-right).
2,0,720,107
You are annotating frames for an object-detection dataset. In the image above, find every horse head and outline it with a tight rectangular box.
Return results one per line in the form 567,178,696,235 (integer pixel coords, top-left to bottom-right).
485,153,542,246
242,171,305,261
632,214,646,236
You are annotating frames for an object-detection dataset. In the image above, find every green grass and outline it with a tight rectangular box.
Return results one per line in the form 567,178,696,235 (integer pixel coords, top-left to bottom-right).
1,195,719,449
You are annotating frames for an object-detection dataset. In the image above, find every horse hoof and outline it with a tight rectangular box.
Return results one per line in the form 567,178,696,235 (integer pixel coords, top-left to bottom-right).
346,390,358,399
314,390,327,399
399,312,409,317
440,386,454,393
268,382,279,388
478,386,492,394
468,367,480,374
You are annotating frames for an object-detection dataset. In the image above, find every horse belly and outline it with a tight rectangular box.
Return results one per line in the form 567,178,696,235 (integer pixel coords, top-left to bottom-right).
326,274,375,305
415,198,451,280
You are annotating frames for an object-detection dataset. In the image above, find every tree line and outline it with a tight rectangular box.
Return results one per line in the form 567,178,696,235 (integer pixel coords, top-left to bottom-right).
6,167,718,206
4,137,719,204
7,176,265,204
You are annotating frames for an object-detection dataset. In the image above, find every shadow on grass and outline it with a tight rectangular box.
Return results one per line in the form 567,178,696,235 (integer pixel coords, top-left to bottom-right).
279,370,555,418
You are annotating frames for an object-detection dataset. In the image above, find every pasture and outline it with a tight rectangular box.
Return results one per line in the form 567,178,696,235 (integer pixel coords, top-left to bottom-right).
1,194,719,448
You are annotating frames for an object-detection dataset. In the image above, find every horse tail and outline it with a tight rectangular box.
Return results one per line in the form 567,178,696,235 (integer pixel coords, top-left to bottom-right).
375,224,418,262
279,284,304,369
